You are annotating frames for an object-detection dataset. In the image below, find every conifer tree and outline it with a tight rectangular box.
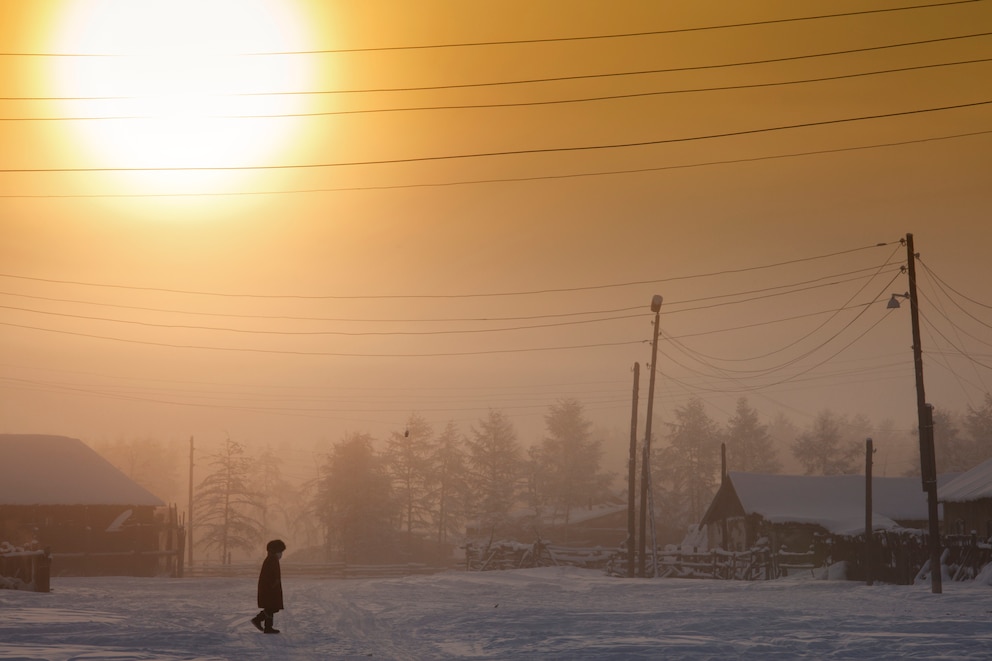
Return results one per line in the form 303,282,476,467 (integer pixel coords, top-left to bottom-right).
725,398,781,474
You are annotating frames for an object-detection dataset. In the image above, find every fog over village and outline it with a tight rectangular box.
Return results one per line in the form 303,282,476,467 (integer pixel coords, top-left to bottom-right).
2,1,992,658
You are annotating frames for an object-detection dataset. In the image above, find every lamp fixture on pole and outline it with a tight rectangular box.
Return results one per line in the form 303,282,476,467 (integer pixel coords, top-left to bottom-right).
887,292,909,309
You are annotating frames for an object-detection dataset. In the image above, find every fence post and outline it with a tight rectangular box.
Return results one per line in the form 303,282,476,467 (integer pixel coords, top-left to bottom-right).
34,549,52,593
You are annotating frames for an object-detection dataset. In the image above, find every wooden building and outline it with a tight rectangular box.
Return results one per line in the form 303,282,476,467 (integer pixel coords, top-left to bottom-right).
940,456,992,541
0,434,184,577
698,472,936,554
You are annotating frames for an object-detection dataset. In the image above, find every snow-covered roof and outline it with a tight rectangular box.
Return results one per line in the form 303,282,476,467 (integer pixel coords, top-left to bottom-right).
723,472,934,536
940,456,992,503
0,434,164,507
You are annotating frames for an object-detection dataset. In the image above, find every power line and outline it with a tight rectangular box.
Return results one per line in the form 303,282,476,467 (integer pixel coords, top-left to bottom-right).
10,57,991,122
4,129,989,199
0,263,899,322
658,304,897,394
3,1,978,57
0,268,899,337
661,270,904,380
0,290,648,323
0,320,644,358
4,100,989,173
918,258,992,311
4,32,987,101
0,241,895,299
0,303,645,336
664,247,904,362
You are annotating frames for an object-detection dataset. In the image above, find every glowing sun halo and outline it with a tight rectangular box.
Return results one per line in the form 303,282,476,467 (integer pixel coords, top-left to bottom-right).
53,0,312,191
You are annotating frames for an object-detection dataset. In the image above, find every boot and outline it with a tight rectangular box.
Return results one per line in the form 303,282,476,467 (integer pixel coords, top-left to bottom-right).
250,612,265,632
263,612,279,634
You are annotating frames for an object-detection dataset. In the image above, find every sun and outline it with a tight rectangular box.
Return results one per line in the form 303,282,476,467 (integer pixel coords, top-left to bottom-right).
52,0,313,192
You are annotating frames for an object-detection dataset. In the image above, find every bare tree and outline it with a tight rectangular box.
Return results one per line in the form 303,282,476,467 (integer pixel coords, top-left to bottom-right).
384,414,437,550
195,436,263,564
92,436,182,504
963,393,992,466
791,410,861,475
253,443,297,543
431,421,470,549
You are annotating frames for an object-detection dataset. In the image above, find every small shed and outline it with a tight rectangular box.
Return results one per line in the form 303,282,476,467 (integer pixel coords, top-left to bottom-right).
0,434,183,576
940,456,992,541
699,472,936,553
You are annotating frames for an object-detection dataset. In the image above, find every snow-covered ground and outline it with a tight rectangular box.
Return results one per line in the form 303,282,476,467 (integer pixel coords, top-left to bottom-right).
2,567,991,660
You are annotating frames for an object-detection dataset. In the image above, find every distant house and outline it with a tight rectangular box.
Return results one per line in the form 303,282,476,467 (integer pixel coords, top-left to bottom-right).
0,434,184,577
940,456,992,541
698,472,940,554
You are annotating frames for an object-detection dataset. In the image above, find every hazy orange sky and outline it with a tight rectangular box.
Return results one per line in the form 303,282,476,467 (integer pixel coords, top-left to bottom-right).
2,1,990,477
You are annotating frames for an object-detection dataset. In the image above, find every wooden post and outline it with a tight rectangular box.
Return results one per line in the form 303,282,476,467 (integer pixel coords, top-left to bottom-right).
627,362,640,578
187,436,194,569
638,295,662,577
865,437,873,586
905,233,942,594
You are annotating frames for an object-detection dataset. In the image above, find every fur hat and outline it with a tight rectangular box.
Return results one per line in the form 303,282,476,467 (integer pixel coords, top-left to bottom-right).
266,539,286,554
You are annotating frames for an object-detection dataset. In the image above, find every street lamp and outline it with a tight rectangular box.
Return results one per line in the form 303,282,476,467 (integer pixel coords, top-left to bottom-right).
890,233,942,594
638,294,662,577
887,292,909,309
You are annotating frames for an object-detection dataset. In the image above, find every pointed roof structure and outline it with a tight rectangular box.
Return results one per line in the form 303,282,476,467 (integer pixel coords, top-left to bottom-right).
940,456,992,503
0,434,164,507
701,472,937,537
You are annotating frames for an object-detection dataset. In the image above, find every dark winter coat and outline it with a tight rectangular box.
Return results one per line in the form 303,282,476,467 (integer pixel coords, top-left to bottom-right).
257,553,283,612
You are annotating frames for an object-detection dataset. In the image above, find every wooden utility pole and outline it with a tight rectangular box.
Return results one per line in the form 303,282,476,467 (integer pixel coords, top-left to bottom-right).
865,438,873,586
905,233,942,594
638,295,662,578
627,362,640,578
187,436,194,569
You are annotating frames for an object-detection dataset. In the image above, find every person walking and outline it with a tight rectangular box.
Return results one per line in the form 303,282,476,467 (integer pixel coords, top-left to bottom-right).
251,539,286,634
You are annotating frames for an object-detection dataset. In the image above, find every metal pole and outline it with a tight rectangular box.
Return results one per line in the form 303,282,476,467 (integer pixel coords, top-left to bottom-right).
627,362,640,577
638,295,662,577
905,233,942,594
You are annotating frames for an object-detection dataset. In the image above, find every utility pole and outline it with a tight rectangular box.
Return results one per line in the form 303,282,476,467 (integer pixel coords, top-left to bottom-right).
187,436,194,569
627,362,640,578
905,233,942,594
865,438,873,587
638,295,662,578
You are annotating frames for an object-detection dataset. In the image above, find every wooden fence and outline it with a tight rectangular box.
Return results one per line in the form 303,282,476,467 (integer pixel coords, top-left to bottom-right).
0,549,52,592
464,540,622,572
602,547,820,580
943,534,992,581
186,562,451,579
